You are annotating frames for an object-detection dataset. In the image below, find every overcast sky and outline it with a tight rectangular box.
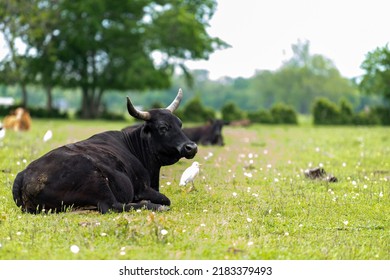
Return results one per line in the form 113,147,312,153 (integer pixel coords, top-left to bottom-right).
185,0,390,80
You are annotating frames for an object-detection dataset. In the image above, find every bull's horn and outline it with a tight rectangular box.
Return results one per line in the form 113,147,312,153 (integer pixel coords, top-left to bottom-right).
166,88,183,112
127,97,151,121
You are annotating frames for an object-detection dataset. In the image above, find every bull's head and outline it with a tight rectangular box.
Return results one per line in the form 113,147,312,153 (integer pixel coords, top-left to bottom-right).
127,89,198,165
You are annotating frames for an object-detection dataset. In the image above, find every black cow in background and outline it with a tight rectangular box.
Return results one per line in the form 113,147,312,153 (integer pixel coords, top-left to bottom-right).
12,89,197,213
182,119,228,146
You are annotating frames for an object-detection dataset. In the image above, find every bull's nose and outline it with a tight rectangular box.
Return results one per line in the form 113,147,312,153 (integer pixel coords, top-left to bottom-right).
183,142,198,158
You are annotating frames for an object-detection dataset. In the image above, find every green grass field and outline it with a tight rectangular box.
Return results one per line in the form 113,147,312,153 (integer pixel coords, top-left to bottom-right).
0,120,388,260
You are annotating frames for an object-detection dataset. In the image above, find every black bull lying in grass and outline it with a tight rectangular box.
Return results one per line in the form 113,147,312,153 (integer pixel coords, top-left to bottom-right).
12,89,198,214
182,119,229,146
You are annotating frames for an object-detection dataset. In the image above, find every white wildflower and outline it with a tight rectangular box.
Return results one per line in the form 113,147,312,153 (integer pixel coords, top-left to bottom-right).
70,245,80,254
160,229,168,236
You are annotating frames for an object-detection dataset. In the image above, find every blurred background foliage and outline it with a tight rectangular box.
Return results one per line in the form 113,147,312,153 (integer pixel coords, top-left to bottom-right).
0,1,389,125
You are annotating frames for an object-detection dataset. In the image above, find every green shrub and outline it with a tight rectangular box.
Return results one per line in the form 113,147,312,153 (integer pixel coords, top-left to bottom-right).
339,99,353,124
0,105,69,119
270,103,298,124
221,102,245,122
100,110,126,121
181,97,215,122
312,98,341,125
352,110,381,125
372,106,390,125
248,109,274,124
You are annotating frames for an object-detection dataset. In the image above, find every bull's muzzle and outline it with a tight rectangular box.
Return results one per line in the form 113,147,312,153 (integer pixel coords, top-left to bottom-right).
180,141,198,159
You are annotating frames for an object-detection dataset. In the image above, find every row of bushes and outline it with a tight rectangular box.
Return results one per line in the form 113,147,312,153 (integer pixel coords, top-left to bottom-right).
0,105,68,119
173,97,298,124
312,98,390,125
0,105,127,120
247,103,298,124
178,97,389,126
2,98,388,125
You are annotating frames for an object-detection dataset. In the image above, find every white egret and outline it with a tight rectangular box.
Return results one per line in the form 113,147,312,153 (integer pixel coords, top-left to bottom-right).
179,161,201,190
43,130,53,142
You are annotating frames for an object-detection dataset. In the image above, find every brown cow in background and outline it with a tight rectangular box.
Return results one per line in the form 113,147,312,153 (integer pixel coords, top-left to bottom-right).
3,107,32,131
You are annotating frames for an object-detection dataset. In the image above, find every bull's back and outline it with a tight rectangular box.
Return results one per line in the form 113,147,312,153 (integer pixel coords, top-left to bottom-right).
11,133,139,213
12,147,95,211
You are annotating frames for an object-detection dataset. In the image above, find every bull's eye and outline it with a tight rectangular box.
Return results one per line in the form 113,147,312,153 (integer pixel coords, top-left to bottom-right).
159,125,169,134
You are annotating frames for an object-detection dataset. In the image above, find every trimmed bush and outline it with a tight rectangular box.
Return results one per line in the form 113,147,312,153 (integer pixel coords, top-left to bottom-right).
352,111,380,125
339,99,353,124
372,106,390,125
248,109,274,124
181,97,215,122
270,103,298,124
221,102,245,122
312,98,341,125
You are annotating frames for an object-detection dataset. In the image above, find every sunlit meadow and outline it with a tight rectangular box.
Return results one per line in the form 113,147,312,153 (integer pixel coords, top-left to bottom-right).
0,120,388,259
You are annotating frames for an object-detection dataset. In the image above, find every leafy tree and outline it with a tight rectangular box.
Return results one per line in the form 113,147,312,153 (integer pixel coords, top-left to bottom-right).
0,1,38,106
359,44,390,105
0,0,227,118
276,40,358,114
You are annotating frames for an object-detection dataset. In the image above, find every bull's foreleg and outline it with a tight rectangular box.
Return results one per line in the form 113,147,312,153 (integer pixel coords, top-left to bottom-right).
135,187,171,206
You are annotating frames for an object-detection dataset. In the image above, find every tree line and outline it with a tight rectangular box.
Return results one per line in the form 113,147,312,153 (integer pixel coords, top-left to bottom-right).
1,1,389,123
126,40,390,125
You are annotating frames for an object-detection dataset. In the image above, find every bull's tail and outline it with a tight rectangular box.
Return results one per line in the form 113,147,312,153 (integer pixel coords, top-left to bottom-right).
12,172,25,209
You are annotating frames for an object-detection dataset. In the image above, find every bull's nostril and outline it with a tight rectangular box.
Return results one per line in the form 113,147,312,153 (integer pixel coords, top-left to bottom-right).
185,142,197,153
